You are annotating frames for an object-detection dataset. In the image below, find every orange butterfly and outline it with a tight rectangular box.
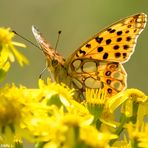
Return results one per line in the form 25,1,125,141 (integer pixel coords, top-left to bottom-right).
32,13,147,102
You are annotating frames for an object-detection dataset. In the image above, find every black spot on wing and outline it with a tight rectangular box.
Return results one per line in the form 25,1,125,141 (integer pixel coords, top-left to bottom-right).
117,31,122,36
107,88,112,94
86,43,91,48
97,47,104,52
105,71,111,76
113,45,119,50
125,30,129,34
123,53,127,58
127,24,132,28
107,28,116,33
103,53,108,59
79,49,86,55
117,37,122,42
106,39,112,45
126,36,132,41
115,52,121,58
123,45,129,50
95,37,103,43
106,79,111,84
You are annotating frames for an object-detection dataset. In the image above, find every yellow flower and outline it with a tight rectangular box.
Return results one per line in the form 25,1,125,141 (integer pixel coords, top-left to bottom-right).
38,79,74,106
0,27,28,68
0,75,147,147
30,105,93,147
107,89,147,114
126,122,148,148
80,125,117,148
121,89,147,118
105,89,147,124
85,88,106,118
112,133,131,147
25,105,67,145
26,80,94,147
86,88,106,105
124,89,147,103
0,84,33,144
0,81,66,144
106,90,127,113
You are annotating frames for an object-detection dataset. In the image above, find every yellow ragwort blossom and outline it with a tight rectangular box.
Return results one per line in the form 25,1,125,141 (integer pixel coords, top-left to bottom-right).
85,88,107,117
124,89,147,103
121,89,148,118
0,27,28,68
0,84,33,144
0,79,75,145
126,122,148,148
38,79,74,105
28,80,94,147
80,125,118,148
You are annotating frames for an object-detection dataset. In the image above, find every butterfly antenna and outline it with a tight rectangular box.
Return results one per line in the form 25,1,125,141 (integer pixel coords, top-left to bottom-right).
54,30,62,51
12,30,42,51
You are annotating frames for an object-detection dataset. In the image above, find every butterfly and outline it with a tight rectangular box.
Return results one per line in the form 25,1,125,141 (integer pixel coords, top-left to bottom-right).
32,13,147,102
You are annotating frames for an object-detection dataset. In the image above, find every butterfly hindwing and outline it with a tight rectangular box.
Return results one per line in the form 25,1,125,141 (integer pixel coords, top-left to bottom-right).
69,58,127,97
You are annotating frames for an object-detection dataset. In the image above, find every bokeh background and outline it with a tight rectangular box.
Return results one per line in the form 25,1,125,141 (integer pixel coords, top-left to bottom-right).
0,0,148,147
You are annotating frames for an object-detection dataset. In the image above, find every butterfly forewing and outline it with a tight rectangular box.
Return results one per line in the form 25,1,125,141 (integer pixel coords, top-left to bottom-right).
67,13,147,63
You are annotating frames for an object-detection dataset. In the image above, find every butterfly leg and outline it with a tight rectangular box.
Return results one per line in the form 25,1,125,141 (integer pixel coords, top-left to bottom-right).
39,62,55,82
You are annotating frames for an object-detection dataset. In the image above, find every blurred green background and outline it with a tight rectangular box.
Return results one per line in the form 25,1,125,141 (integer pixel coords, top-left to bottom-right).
0,0,148,92
0,0,148,147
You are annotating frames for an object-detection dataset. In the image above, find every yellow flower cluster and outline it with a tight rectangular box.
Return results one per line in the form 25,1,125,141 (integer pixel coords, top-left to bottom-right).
0,80,147,148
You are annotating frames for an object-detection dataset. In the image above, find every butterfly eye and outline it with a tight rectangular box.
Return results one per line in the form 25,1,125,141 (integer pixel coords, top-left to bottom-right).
52,59,58,67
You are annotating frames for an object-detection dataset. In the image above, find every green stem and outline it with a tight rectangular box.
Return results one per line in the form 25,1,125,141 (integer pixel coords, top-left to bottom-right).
96,119,102,130
130,102,139,124
109,114,128,146
131,139,138,148
15,141,23,148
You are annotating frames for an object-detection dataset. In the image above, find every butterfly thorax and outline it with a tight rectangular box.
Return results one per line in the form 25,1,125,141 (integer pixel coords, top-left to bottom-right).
53,62,71,84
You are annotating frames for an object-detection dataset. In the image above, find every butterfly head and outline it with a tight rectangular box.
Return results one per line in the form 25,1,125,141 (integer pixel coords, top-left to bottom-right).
32,26,65,71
